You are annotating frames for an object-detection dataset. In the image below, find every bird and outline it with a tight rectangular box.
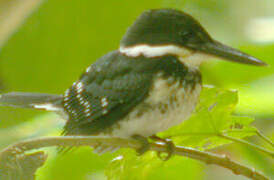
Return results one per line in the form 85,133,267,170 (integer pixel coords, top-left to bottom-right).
0,9,266,156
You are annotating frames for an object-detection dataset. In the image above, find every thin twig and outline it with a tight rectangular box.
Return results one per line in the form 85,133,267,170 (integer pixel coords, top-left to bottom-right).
255,130,274,148
225,129,273,148
218,134,274,158
161,130,274,157
0,136,269,180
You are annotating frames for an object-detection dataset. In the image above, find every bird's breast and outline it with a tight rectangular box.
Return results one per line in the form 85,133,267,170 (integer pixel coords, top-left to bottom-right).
104,72,202,138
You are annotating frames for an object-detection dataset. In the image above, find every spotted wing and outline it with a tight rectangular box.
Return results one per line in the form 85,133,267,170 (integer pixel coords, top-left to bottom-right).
62,51,156,135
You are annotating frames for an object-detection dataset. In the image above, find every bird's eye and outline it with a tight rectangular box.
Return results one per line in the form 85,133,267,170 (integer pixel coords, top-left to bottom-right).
179,31,190,37
179,31,196,44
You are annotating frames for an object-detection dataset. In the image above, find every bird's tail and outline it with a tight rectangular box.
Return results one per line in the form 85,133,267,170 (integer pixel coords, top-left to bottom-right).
0,92,63,111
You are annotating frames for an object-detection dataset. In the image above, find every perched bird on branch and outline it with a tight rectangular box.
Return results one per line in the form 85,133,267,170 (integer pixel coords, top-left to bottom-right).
0,9,266,157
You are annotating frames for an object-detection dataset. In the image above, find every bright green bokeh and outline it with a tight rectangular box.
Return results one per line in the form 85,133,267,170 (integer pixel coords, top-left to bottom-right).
0,0,273,179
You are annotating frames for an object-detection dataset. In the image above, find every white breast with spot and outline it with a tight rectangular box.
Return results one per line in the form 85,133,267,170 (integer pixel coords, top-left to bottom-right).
104,74,202,138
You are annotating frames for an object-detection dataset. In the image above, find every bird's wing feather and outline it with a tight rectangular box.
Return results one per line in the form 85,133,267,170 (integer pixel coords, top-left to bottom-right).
63,51,156,135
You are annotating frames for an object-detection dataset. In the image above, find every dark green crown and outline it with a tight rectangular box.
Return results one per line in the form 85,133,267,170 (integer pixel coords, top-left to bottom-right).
121,9,212,50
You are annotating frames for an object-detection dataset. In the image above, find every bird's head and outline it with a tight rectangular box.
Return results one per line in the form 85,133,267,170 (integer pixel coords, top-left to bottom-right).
120,9,266,67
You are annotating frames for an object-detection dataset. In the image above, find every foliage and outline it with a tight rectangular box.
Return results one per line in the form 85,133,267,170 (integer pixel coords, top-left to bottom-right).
160,86,256,149
105,86,273,180
0,0,273,180
106,151,204,180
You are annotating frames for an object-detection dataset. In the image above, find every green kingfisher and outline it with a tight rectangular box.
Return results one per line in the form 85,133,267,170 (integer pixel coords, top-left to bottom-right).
0,9,266,154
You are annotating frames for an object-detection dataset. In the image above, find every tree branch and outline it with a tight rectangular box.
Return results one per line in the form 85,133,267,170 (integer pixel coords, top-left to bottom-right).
0,136,269,180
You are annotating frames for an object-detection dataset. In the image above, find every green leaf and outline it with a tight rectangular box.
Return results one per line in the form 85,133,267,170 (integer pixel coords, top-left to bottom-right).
105,150,204,180
105,150,159,180
105,86,259,179
159,86,257,149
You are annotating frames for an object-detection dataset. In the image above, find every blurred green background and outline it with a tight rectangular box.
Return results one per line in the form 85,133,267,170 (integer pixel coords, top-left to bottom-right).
0,0,273,179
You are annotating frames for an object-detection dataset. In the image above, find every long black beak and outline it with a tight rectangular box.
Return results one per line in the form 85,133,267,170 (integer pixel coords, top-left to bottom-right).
199,40,267,66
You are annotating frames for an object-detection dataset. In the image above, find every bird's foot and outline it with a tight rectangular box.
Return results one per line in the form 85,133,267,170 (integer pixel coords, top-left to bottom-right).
150,135,175,161
132,135,150,156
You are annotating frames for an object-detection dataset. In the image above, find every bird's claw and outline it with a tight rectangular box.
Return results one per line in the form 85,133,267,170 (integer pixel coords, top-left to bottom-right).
132,135,150,156
157,139,175,161
150,135,175,161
